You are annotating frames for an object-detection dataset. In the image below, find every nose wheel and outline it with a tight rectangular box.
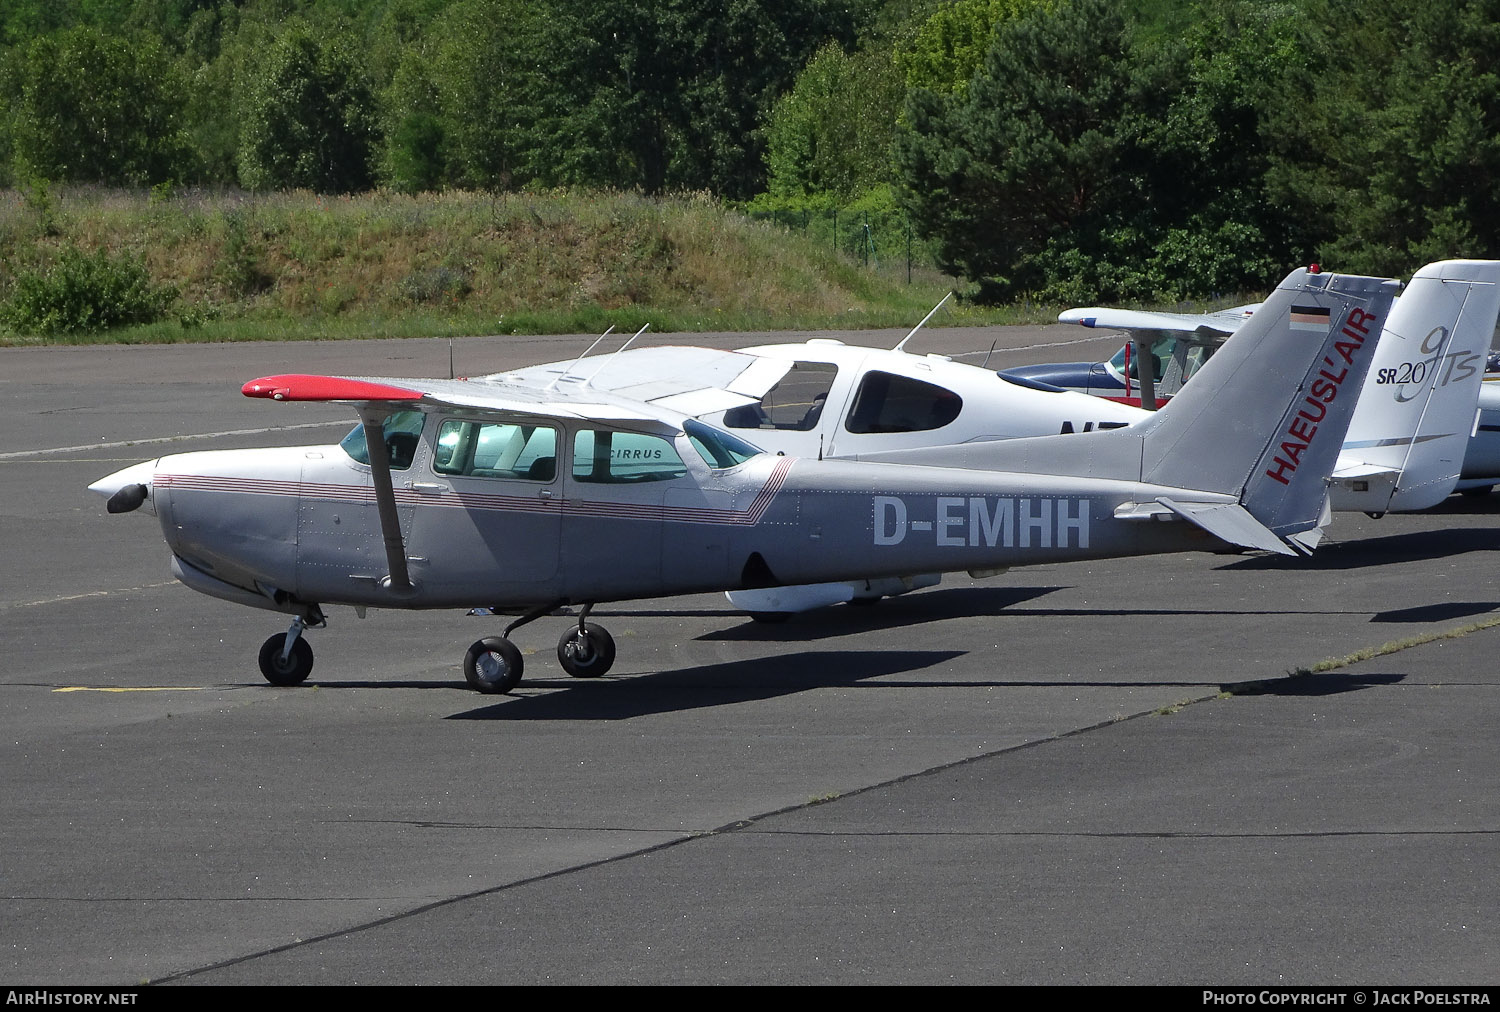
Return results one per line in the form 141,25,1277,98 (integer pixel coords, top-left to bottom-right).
258,617,316,686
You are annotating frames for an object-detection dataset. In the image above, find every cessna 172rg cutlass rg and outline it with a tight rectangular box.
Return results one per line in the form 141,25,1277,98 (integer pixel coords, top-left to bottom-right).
91,268,1393,694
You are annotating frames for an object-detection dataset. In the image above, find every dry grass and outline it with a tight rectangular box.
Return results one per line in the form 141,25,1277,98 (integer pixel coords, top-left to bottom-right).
0,186,1045,343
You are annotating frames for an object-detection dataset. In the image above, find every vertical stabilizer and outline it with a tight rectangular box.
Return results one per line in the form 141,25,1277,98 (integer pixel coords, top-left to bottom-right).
1136,268,1397,538
1333,259,1500,513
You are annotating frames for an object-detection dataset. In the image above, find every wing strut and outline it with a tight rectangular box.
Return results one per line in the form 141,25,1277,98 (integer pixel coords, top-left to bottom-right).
1132,337,1158,411
360,409,414,593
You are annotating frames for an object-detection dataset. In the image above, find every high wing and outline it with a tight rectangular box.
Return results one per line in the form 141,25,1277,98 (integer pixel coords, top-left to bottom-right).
1057,303,1258,340
1049,304,1259,408
243,372,680,427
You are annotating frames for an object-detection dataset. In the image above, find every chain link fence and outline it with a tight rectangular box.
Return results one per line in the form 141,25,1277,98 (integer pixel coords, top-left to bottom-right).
746,205,934,282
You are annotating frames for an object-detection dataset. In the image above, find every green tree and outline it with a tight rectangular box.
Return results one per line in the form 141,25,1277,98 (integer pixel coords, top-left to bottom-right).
1266,0,1500,274
565,0,865,198
899,0,1044,95
896,0,1187,300
764,41,904,201
8,25,192,185
427,0,566,191
237,18,377,193
379,46,446,193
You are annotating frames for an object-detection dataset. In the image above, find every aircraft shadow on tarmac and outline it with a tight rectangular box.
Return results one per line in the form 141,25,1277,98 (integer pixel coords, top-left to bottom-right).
1231,671,1406,696
1370,601,1500,623
694,583,1377,643
1217,524,1500,571
445,648,965,720
693,585,1067,642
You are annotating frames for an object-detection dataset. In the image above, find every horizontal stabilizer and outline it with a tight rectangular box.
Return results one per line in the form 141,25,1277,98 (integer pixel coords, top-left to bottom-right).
1156,498,1297,556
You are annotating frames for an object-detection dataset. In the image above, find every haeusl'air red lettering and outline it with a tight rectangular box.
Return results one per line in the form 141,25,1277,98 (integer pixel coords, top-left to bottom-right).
1264,308,1376,486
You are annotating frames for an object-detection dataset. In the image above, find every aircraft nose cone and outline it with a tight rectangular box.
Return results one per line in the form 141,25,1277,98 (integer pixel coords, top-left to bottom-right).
89,459,159,515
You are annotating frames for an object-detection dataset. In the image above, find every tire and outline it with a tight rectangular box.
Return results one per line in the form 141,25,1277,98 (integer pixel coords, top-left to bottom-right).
464,636,524,694
258,634,314,686
1461,485,1494,498
557,623,616,678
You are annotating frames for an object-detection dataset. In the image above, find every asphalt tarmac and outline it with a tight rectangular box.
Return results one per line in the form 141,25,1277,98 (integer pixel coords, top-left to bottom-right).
2,326,1497,985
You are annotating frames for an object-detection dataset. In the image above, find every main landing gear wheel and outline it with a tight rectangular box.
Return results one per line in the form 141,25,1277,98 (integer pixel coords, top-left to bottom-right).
464,636,523,694
1461,485,1494,498
557,623,616,678
258,634,314,686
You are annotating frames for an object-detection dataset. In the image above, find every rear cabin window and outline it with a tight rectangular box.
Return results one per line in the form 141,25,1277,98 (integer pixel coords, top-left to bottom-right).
722,361,837,431
433,420,557,481
844,371,962,434
573,429,687,483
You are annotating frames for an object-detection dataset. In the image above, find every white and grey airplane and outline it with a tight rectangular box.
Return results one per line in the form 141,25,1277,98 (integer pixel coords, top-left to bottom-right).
91,268,1392,693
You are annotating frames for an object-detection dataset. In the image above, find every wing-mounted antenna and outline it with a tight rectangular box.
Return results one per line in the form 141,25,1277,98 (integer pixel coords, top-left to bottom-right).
546,325,616,390
583,323,651,387
893,291,954,352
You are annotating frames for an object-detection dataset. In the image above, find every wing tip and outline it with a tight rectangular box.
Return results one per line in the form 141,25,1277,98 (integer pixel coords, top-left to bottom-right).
242,374,425,403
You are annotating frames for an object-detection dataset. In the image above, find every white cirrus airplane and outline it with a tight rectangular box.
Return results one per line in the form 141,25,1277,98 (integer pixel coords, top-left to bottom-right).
91,268,1392,692
522,260,1500,616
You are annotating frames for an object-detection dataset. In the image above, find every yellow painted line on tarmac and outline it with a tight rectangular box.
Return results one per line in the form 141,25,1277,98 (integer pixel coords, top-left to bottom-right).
4,581,178,610
54,686,205,693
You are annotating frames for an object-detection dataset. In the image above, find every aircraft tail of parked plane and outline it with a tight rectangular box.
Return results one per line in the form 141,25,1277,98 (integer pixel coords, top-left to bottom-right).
1044,260,1500,515
1332,259,1500,513
864,267,1398,554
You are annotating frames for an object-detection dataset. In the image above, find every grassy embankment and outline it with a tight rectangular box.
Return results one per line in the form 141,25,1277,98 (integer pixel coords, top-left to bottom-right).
0,187,1049,346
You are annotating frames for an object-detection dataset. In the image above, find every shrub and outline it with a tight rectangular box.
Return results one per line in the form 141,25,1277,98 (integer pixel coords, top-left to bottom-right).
1,245,178,335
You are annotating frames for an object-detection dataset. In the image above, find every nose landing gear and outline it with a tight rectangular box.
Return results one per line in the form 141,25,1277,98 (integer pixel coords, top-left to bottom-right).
257,613,322,686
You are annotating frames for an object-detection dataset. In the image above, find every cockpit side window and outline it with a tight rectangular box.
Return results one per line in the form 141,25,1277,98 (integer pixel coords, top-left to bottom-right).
723,362,837,431
339,410,426,470
432,420,557,480
844,371,962,434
